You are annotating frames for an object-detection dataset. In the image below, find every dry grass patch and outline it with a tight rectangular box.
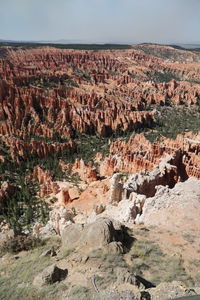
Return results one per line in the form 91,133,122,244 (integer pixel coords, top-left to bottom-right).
0,236,67,300
128,239,193,286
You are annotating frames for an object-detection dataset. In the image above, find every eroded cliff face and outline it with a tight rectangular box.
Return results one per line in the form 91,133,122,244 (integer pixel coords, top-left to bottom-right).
0,45,200,210
1,46,200,163
99,132,200,180
25,130,200,209
1,45,200,299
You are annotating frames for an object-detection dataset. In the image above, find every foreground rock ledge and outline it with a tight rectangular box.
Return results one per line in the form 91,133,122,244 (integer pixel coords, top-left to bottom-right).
61,217,125,254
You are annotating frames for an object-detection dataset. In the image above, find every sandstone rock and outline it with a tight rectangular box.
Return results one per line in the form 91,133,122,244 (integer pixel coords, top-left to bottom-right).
74,178,110,213
40,247,57,257
78,218,118,252
61,217,125,253
1,47,200,155
136,177,200,230
59,188,72,205
61,159,98,183
116,268,145,289
68,186,80,200
33,264,68,286
104,241,124,254
61,223,84,249
34,206,75,238
109,173,123,203
48,206,75,235
97,195,146,224
30,166,60,198
99,132,200,181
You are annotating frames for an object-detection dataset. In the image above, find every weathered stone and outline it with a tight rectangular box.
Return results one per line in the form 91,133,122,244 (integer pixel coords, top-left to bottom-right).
37,206,75,237
104,241,124,254
61,223,84,249
109,173,123,203
40,247,57,257
136,178,200,230
99,131,200,181
33,264,68,286
61,218,125,253
116,268,145,289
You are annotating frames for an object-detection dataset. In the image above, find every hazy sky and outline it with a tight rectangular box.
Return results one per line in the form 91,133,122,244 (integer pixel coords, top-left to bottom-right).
0,0,200,44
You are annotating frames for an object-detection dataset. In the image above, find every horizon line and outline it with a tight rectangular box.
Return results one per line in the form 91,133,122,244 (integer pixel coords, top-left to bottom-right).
1,38,200,46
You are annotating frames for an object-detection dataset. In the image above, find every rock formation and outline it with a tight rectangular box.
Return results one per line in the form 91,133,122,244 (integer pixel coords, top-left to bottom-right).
30,166,60,197
33,206,75,237
60,159,98,183
1,45,200,165
61,217,125,254
33,264,68,286
99,132,200,181
135,177,200,230
109,173,123,203
123,154,179,198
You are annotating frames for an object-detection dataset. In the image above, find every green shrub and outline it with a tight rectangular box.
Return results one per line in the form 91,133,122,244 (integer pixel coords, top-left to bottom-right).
2,179,49,234
145,107,200,142
0,235,44,254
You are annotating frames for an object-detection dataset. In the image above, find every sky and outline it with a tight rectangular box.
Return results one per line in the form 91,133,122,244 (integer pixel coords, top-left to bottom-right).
0,0,200,44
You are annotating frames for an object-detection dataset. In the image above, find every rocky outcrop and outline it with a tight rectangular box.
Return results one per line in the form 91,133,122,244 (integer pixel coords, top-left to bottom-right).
99,194,146,224
109,173,123,203
59,188,72,205
1,46,200,164
0,43,200,192
1,136,76,162
99,132,200,181
33,206,75,237
135,177,200,230
123,154,179,198
30,166,60,197
33,264,68,286
60,159,98,183
94,204,106,215
116,268,146,289
0,45,200,215
61,217,125,254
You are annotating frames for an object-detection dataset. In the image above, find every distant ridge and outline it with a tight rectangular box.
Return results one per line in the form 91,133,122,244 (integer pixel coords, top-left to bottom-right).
0,40,132,50
1,39,200,52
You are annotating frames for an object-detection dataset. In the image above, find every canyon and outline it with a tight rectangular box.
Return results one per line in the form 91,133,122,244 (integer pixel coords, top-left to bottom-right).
0,43,200,300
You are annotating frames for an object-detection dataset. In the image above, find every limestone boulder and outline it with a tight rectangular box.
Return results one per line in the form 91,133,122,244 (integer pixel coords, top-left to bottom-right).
104,241,124,255
61,217,125,253
116,268,145,289
78,218,117,250
35,206,75,238
61,223,84,249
